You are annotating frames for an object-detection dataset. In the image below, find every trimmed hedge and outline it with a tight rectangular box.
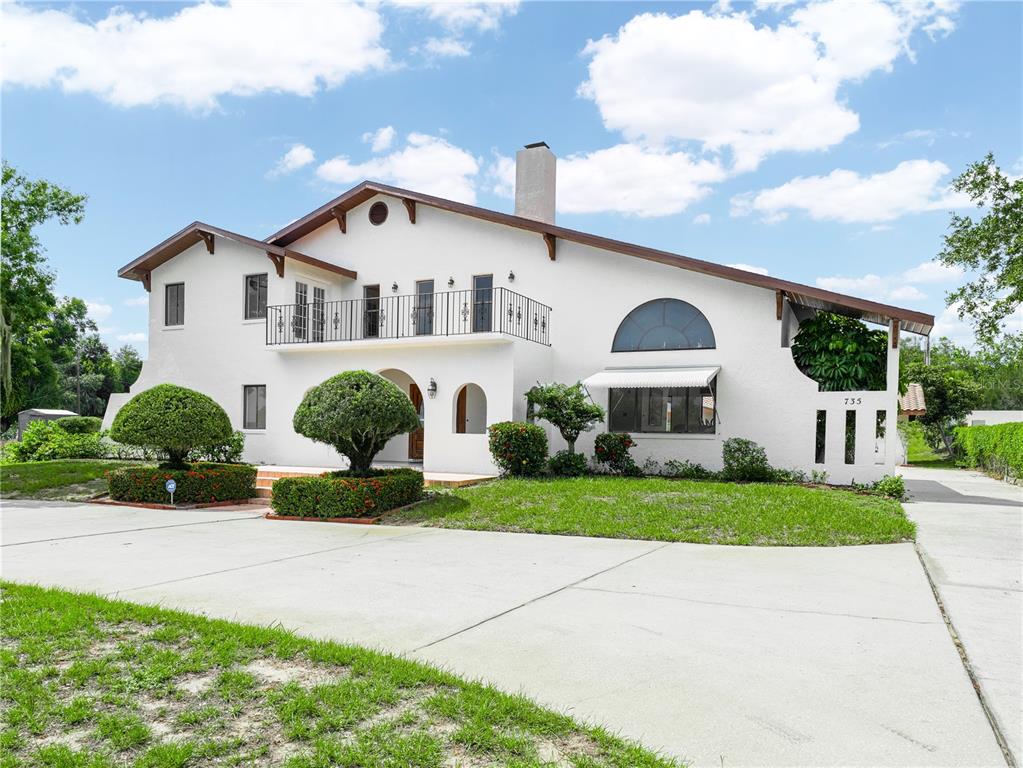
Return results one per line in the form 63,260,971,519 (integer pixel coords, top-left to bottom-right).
55,416,102,434
954,422,1023,479
270,468,423,518
594,432,639,475
488,422,548,476
107,463,257,505
548,449,588,477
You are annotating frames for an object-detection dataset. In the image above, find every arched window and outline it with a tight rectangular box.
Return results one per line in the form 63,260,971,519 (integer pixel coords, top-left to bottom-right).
612,299,715,352
454,384,487,434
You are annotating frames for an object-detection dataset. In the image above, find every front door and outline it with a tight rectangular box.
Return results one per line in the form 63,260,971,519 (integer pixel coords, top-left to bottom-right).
408,382,424,461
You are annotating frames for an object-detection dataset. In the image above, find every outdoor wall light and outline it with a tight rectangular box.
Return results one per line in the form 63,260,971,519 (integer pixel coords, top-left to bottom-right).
447,276,455,288
427,378,437,398
391,282,399,293
508,270,515,282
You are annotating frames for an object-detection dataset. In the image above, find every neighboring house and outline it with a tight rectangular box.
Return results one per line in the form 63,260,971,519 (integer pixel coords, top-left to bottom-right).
17,409,78,440
102,143,934,483
966,410,1023,426
899,383,927,421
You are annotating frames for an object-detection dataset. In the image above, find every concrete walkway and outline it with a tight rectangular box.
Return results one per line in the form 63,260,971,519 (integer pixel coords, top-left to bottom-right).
903,466,1022,765
0,499,1007,766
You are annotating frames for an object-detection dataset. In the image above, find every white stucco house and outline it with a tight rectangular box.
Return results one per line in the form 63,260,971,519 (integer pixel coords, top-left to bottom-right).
103,143,934,483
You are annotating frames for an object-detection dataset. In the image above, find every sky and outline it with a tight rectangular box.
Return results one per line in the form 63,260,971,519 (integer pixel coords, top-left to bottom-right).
2,0,1021,358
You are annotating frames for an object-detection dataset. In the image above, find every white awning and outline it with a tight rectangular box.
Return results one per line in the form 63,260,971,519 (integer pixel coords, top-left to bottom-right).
582,366,720,389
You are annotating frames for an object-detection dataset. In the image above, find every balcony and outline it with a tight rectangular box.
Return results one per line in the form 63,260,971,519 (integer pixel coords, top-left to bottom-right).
266,287,551,347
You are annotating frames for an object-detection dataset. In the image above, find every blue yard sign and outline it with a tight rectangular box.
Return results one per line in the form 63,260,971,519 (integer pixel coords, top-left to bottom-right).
165,478,177,505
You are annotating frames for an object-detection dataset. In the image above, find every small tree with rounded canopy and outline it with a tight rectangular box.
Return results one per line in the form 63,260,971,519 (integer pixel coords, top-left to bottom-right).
293,370,420,475
526,381,605,454
111,384,232,468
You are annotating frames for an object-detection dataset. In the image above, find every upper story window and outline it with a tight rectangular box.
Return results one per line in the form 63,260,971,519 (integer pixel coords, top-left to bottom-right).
369,202,388,225
244,273,268,319
165,283,184,326
612,298,715,352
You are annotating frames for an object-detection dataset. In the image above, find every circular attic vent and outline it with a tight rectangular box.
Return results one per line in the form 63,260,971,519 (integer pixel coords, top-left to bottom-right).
369,202,388,226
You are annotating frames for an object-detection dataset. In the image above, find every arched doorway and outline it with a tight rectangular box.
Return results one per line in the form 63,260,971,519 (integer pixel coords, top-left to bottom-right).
377,369,424,463
454,383,487,434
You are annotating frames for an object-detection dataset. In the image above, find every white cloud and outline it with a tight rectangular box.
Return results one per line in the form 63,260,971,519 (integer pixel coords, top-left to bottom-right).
362,126,397,153
490,144,725,217
1,2,388,110
117,332,147,343
86,301,113,322
421,37,472,57
876,127,968,149
267,144,315,178
727,263,770,275
578,2,957,170
123,295,148,307
815,259,963,305
731,159,971,224
693,213,712,225
394,1,519,32
317,132,480,203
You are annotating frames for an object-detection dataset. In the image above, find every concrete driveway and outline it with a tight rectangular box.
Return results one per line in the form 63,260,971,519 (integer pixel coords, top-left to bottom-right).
0,499,1006,767
903,465,1022,765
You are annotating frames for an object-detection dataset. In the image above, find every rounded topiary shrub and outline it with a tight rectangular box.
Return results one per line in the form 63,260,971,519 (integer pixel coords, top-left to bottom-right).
293,371,420,476
594,432,639,475
488,421,548,476
271,468,423,519
111,384,232,468
721,437,773,481
548,449,588,477
107,463,256,505
55,416,102,434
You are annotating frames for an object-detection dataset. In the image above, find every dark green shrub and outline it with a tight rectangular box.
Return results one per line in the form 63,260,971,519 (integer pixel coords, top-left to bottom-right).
110,384,232,469
189,430,245,464
548,449,588,477
663,459,715,479
526,382,605,453
5,421,106,462
107,464,256,505
594,432,639,475
954,422,1023,478
872,474,906,499
55,416,102,434
293,371,420,475
721,438,773,481
488,422,548,476
791,312,887,391
271,468,423,518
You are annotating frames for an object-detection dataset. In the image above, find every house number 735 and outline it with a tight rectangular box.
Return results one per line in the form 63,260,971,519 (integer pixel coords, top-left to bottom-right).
843,397,863,405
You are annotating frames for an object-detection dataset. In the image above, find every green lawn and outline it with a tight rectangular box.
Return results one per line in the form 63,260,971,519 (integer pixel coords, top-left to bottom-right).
901,422,957,468
0,582,677,768
387,477,915,546
0,459,142,500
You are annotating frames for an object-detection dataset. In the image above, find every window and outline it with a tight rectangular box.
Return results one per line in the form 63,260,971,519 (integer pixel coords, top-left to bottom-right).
165,283,184,326
472,274,493,332
294,281,308,340
612,299,715,352
243,385,266,430
363,285,380,338
609,387,715,434
369,202,388,225
415,280,434,335
244,273,268,319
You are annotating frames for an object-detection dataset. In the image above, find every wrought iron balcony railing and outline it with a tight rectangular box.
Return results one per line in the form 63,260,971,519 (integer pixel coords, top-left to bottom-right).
266,287,551,346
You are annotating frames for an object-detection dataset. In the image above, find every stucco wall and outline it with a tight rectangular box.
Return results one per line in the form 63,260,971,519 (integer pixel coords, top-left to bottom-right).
108,192,900,481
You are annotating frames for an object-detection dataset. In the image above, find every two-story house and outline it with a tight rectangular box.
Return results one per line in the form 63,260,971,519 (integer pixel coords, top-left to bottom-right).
103,143,934,483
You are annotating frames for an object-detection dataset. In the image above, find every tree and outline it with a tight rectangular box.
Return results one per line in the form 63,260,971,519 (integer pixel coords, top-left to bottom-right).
903,362,982,455
939,153,1022,344
525,382,605,453
791,312,887,391
292,371,420,475
1,162,86,419
111,384,232,468
113,346,144,391
901,334,1023,410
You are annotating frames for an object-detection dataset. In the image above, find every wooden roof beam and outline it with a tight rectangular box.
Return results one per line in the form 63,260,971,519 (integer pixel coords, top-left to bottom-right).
402,198,416,224
267,252,285,278
543,232,556,261
330,207,346,233
198,230,215,254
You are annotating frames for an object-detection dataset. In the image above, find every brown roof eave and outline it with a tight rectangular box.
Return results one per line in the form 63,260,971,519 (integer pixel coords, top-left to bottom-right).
265,181,934,335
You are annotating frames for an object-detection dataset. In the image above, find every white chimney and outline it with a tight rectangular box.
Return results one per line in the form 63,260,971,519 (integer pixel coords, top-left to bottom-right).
515,142,556,224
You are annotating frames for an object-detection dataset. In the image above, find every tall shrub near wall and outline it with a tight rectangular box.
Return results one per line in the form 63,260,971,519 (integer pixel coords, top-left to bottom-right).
488,422,548,476
953,423,1023,479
